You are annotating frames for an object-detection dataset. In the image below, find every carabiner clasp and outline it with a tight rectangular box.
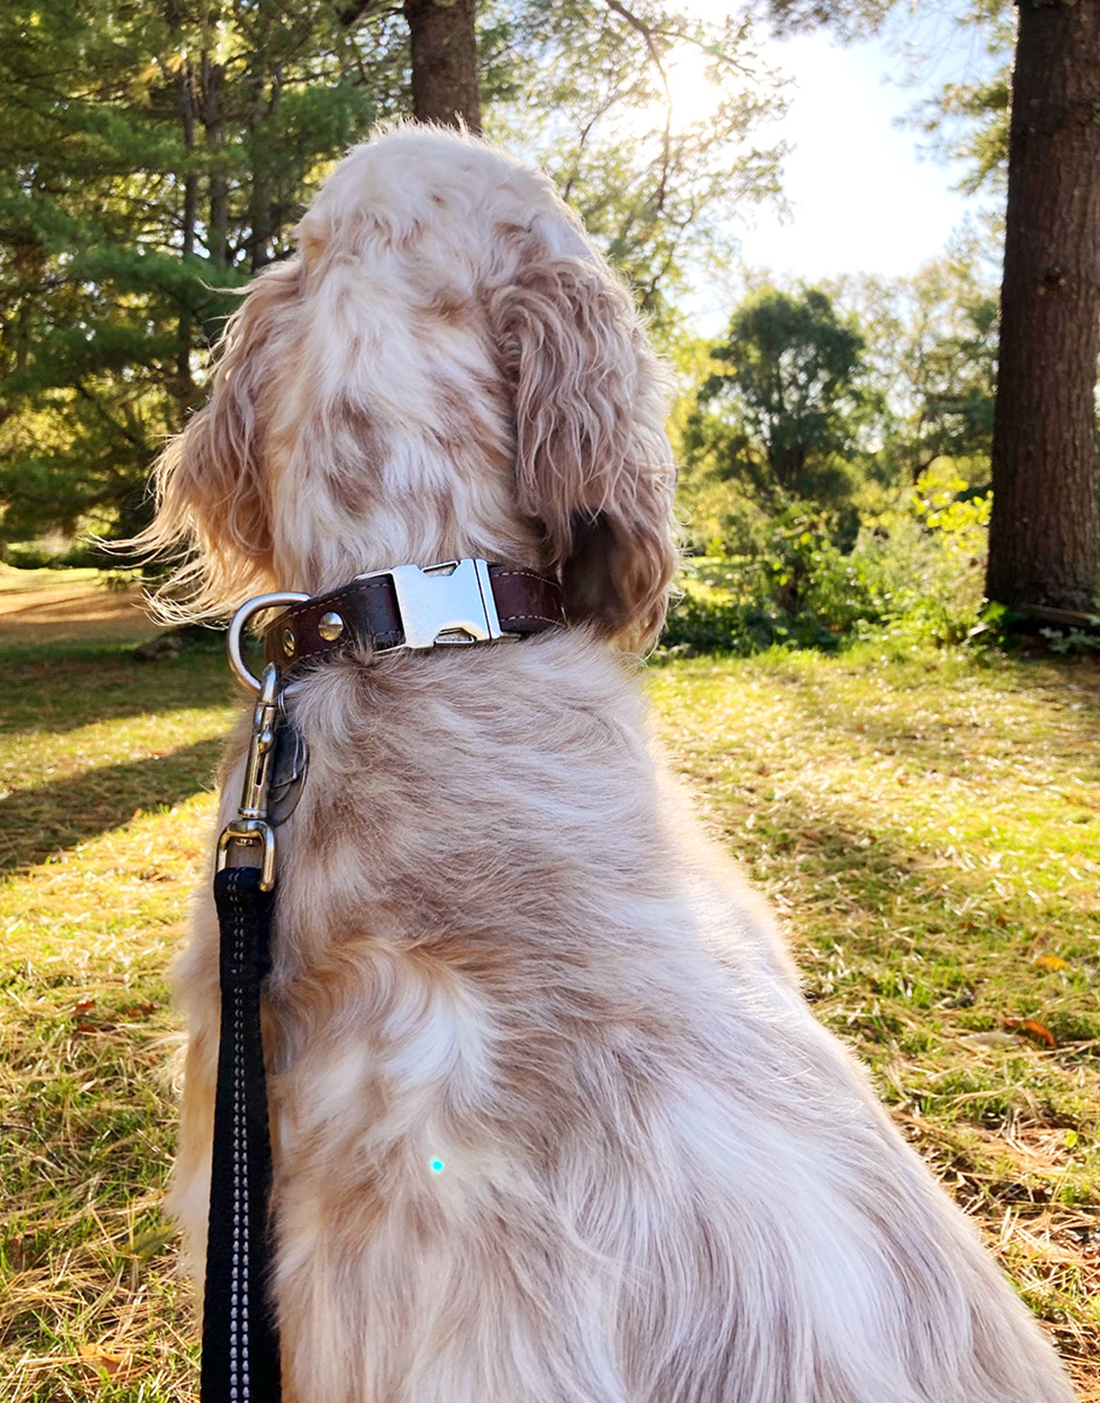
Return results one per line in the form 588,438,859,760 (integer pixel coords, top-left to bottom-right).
216,662,283,891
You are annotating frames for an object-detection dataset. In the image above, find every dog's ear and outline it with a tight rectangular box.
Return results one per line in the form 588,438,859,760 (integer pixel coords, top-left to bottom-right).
490,256,678,652
139,259,302,620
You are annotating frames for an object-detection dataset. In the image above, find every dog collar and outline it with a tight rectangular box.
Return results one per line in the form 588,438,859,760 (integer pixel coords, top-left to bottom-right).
225,559,565,692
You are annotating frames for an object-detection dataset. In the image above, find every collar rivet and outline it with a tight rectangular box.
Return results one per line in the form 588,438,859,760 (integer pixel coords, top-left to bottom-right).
318,611,345,642
282,627,296,658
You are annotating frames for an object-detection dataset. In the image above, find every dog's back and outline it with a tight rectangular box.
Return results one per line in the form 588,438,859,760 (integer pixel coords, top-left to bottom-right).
151,127,1077,1403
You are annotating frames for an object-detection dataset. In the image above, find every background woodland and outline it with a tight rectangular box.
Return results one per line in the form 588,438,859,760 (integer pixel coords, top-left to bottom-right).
3,0,1098,651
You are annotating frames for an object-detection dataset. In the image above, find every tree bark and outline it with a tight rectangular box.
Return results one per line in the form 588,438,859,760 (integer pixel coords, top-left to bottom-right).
202,53,229,267
177,58,197,394
986,0,1100,612
403,0,481,133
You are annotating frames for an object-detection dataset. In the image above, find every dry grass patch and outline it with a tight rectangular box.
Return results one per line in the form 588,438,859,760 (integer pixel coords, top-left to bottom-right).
649,643,1100,1395
0,570,160,648
1,636,1097,1397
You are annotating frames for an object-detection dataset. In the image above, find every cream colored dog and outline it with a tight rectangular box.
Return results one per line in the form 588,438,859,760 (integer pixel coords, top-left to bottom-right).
146,126,1075,1402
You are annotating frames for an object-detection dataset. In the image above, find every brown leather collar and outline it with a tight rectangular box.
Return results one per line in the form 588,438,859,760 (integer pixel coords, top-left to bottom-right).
263,560,565,674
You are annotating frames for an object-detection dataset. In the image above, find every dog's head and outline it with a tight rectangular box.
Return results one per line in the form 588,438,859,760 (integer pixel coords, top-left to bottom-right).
145,126,677,651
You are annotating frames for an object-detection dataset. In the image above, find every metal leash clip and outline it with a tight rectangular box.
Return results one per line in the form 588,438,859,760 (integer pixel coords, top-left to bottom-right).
216,662,283,891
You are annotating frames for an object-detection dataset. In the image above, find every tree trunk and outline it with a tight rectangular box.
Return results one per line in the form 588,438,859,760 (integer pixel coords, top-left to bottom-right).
166,1,197,397
202,53,229,267
403,0,481,133
986,0,1100,612
248,21,279,273
177,59,197,394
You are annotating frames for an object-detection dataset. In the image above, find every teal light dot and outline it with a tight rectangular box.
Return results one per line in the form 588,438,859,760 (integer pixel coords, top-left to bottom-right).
429,1158,445,1174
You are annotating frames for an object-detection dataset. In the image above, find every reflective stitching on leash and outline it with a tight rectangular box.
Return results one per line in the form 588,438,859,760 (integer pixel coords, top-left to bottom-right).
230,881,250,1401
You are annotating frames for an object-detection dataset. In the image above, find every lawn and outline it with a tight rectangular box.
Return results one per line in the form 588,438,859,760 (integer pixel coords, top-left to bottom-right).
1,610,1098,1398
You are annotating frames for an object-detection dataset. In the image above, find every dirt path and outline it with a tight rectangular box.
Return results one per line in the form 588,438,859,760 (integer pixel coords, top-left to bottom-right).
0,579,161,646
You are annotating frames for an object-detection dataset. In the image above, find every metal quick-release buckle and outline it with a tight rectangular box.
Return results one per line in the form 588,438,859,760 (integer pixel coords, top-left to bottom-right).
216,559,502,890
223,559,506,696
355,558,504,649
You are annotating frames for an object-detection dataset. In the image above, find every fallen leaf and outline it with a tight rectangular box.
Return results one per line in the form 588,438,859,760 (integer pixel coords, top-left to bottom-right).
1034,955,1069,973
79,1343,131,1379
1003,1016,1057,1048
73,999,96,1015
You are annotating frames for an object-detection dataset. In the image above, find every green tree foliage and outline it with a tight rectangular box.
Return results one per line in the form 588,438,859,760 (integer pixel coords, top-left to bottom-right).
762,0,891,39
1,0,786,549
0,0,403,546
487,1,786,323
686,285,880,506
834,237,998,482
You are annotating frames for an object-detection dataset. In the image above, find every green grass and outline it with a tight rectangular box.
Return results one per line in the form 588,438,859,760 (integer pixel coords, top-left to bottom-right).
649,644,1100,1389
1,645,233,1401
2,636,1098,1399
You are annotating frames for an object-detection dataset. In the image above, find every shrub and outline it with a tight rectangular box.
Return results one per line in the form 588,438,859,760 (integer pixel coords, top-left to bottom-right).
664,462,991,655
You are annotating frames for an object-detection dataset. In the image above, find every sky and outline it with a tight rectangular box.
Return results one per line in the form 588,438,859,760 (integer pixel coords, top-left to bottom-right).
673,17,999,331
738,30,974,278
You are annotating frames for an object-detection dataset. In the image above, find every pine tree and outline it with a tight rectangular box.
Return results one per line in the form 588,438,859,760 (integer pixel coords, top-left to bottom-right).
0,0,395,544
405,0,481,130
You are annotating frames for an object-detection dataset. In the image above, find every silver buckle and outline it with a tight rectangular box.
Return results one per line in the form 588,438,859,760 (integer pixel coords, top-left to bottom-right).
356,558,503,649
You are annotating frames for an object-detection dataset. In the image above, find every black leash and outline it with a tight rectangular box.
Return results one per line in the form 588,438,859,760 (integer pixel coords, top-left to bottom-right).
202,866,282,1402
204,664,289,1402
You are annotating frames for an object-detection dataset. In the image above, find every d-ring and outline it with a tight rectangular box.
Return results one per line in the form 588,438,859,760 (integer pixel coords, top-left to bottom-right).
226,591,309,693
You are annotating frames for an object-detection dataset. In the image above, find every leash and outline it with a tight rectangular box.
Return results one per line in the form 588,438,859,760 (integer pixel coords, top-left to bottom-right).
204,663,288,1402
200,560,564,1399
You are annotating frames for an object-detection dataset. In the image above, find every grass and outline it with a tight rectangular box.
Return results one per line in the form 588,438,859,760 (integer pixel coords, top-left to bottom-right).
1,643,232,1401
649,643,1100,1392
0,566,103,594
1,622,1098,1399
0,565,157,649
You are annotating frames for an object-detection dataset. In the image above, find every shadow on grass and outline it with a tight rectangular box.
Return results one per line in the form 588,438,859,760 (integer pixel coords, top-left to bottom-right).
699,764,1100,1046
751,657,1100,787
1,647,236,737
0,738,224,874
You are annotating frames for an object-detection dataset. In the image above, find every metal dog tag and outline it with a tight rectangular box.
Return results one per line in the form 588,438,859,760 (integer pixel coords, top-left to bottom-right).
268,720,309,826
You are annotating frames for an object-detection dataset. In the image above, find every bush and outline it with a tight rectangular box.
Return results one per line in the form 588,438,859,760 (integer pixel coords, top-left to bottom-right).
664,462,991,655
662,591,825,656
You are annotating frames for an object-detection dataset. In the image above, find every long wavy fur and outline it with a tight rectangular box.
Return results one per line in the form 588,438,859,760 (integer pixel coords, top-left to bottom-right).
155,125,1075,1402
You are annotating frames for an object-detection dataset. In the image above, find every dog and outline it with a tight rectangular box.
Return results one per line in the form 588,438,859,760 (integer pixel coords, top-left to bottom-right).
144,125,1076,1402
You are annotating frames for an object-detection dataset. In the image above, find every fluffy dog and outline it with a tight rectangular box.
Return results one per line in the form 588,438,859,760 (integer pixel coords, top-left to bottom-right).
146,126,1075,1402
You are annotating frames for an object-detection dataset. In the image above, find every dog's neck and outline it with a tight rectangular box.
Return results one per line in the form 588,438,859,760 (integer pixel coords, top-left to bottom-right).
266,626,682,992
265,419,548,602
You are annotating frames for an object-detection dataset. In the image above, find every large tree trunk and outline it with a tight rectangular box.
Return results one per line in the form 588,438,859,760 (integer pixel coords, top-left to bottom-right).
404,0,481,133
986,0,1100,612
